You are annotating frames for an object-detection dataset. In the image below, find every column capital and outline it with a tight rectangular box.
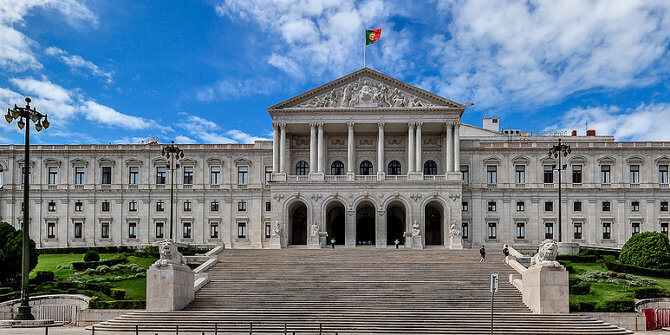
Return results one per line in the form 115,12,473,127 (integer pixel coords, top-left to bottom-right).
272,122,280,129
309,122,318,127
416,122,423,128
317,122,324,128
278,122,287,128
377,122,385,128
347,122,355,128
408,121,416,127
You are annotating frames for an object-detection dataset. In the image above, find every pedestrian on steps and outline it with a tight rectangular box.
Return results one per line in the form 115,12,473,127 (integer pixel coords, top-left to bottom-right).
502,244,510,263
479,245,486,263
331,237,336,249
394,238,400,249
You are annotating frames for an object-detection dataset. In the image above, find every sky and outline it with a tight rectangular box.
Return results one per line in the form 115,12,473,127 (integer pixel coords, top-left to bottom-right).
0,0,669,145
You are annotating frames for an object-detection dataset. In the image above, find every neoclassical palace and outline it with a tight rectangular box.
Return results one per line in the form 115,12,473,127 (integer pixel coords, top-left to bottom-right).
1,68,669,249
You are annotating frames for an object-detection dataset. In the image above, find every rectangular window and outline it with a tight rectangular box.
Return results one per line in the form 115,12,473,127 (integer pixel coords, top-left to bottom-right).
630,165,640,184
183,166,194,185
543,165,554,183
662,201,669,212
238,166,248,185
237,222,247,238
601,165,611,184
545,222,554,239
516,222,525,239
74,222,82,239
486,165,497,184
211,201,219,212
573,222,583,240
515,165,525,184
487,222,497,239
265,166,272,184
662,223,669,238
487,201,496,212
572,165,582,183
265,201,271,212
129,201,137,212
48,167,58,185
128,167,139,185
47,222,56,239
631,201,640,212
74,201,83,212
156,201,164,212
183,222,192,238
462,201,469,212
460,165,469,184
155,222,164,239
573,201,582,212
462,222,469,239
102,201,110,212
22,167,31,184
75,167,85,185
238,201,247,211
101,222,110,238
210,222,219,238
602,222,611,239
265,222,272,238
602,201,611,212
516,201,525,212
156,166,166,184
631,222,640,235
210,166,221,185
102,166,112,184
48,201,56,212
660,165,669,184
183,201,191,212
128,222,137,239
545,201,553,212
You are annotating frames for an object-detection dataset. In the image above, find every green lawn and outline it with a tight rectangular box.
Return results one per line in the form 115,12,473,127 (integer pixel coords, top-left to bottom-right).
30,253,124,280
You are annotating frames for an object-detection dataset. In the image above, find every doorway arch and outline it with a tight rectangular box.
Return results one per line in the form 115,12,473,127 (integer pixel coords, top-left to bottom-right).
326,201,345,245
356,202,376,245
289,201,307,245
386,202,406,245
425,201,443,245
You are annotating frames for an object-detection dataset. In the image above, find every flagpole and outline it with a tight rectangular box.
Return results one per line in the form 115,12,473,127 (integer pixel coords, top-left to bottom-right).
363,30,366,68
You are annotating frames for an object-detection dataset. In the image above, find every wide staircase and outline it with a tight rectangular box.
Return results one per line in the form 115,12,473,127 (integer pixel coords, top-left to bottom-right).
92,248,632,334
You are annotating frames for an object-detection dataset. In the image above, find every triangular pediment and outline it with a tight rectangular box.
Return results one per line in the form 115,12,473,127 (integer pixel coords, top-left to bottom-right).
269,68,464,111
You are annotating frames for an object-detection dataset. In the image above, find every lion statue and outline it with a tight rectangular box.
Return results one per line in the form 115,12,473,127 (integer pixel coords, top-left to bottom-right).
529,239,562,269
155,239,185,267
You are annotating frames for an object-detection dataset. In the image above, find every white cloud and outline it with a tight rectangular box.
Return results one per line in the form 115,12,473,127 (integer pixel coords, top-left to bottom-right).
45,46,113,83
82,100,170,131
174,135,196,144
177,114,269,144
224,129,266,143
195,78,280,102
113,136,150,144
268,53,301,77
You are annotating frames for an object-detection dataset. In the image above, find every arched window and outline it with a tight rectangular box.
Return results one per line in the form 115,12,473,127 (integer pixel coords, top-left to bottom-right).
359,161,373,175
295,161,309,175
388,160,401,175
0,165,3,188
424,160,437,175
330,161,344,175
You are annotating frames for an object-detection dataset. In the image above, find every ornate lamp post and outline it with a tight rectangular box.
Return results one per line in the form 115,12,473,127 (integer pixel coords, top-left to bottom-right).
161,141,184,240
548,138,571,242
5,97,50,320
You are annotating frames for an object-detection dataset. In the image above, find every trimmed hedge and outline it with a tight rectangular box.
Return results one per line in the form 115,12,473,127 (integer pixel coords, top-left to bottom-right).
569,278,582,287
557,255,598,263
604,260,670,278
619,232,670,269
581,248,620,258
84,250,100,262
72,257,127,271
570,301,596,312
89,297,145,309
570,300,635,312
37,246,138,255
110,289,127,300
634,287,670,299
571,282,591,295
33,271,55,284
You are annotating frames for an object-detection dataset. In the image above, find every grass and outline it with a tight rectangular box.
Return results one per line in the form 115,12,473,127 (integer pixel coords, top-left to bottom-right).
30,253,123,280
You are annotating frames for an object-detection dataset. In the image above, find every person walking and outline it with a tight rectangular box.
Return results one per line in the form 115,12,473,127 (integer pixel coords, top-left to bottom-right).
394,238,400,249
479,245,486,263
502,244,510,263
330,237,336,249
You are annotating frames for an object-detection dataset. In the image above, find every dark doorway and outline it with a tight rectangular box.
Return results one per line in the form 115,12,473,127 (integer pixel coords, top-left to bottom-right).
289,202,307,245
356,202,375,245
386,203,406,245
326,202,345,245
425,202,443,245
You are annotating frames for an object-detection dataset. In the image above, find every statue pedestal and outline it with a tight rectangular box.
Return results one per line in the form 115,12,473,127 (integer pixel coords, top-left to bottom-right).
404,236,412,249
319,235,327,248
522,265,569,314
146,263,194,311
269,235,281,249
308,236,320,249
412,235,423,249
449,236,463,249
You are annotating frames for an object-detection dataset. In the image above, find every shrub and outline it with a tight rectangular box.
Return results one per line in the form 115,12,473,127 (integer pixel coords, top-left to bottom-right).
581,248,620,258
570,301,596,312
72,257,127,271
634,287,670,299
33,271,55,284
110,289,127,300
577,271,657,286
619,232,670,269
602,300,635,312
571,282,591,295
89,297,145,309
557,255,597,263
0,222,38,283
603,259,670,278
84,250,100,262
569,278,582,287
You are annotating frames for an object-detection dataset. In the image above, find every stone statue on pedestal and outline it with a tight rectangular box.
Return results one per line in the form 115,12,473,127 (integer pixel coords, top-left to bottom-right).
412,220,421,237
154,239,185,267
272,220,282,236
530,239,563,269
449,220,463,250
311,224,320,237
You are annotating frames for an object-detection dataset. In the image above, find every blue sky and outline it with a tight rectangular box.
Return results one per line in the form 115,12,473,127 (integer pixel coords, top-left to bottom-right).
1,0,669,145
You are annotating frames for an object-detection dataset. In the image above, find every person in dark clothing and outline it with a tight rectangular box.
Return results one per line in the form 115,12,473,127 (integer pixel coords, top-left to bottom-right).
479,245,486,263
394,238,400,249
330,238,336,249
502,244,510,263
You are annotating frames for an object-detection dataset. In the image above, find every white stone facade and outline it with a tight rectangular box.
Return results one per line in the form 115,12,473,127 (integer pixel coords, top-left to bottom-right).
1,68,669,249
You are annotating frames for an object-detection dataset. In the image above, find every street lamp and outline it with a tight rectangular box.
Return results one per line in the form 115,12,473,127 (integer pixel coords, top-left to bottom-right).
548,138,571,242
5,97,49,320
161,141,184,240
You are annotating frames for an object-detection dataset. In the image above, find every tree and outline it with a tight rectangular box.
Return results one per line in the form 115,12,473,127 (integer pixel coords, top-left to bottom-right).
0,222,38,283
619,231,670,269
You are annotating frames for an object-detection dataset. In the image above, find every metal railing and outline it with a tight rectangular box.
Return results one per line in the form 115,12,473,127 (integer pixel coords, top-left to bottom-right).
89,322,341,334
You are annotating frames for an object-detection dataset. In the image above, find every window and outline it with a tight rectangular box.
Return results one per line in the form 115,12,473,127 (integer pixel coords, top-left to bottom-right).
47,222,56,239
516,201,525,212
128,167,139,184
602,222,611,239
602,201,611,212
662,222,669,238
102,201,110,212
129,201,137,212
461,165,469,184
265,166,272,183
74,222,82,239
515,165,525,183
183,166,193,185
330,161,344,175
75,167,85,185
48,201,56,212
237,222,247,238
75,201,83,212
462,222,469,239
545,201,553,212
359,161,373,175
22,167,31,184
662,201,669,212
0,166,3,188
48,167,58,185
545,222,554,239
156,201,165,212
573,201,582,212
102,166,112,184
210,222,219,238
238,201,247,211
296,161,309,175
210,166,221,184
631,222,640,235
211,201,219,212
265,222,272,238
183,222,192,238
660,165,669,184
630,165,639,184
183,201,191,212
573,222,583,240
156,222,164,239
156,166,166,184
572,165,582,183
487,201,496,212
516,222,525,239
631,201,639,212
265,201,271,211
128,222,137,239
101,222,110,238
543,165,554,183
601,165,611,183
486,165,497,184
462,201,469,212
424,160,437,175
238,166,248,185
387,160,401,175
487,222,497,239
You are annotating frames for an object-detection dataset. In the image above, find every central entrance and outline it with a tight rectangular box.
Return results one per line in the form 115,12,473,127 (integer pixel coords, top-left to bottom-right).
326,202,345,245
425,202,443,245
289,202,307,245
386,202,406,245
356,202,376,245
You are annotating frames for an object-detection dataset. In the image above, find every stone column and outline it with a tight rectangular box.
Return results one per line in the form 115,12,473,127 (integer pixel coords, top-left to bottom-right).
453,123,460,172
347,122,355,174
279,123,286,173
317,123,324,173
408,122,415,173
272,123,279,173
309,123,317,173
377,122,385,175
415,122,423,173
446,123,453,173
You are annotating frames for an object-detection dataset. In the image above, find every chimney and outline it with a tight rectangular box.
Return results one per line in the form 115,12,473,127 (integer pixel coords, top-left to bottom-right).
586,129,596,136
571,130,577,136
482,118,500,132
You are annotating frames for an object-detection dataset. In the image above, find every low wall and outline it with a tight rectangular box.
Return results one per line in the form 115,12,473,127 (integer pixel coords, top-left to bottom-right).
637,298,670,311
579,312,644,331
0,294,90,320
77,309,142,326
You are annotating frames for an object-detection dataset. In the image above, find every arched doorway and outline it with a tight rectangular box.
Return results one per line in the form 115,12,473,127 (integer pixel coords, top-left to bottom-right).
289,202,307,245
425,202,443,245
356,202,375,245
386,202,405,245
326,202,345,245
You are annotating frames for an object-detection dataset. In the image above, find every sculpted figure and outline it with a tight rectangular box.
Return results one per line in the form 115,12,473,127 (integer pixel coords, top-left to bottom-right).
529,239,562,269
449,223,461,238
155,239,185,267
340,85,352,107
272,220,282,236
412,220,421,237
311,224,319,237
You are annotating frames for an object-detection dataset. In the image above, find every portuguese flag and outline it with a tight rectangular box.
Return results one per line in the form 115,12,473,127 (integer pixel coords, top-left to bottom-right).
365,29,382,45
